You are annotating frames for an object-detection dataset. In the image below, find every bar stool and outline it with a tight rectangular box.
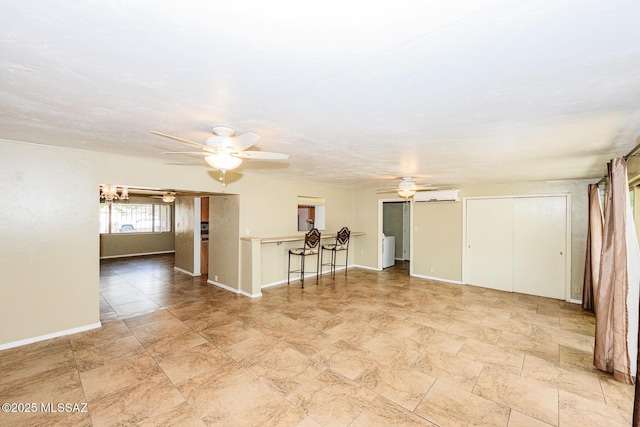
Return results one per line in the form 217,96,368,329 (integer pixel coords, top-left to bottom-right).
321,227,350,279
287,228,321,288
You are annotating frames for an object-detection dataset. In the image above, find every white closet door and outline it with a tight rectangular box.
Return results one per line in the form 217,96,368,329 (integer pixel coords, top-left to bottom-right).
513,196,567,299
466,198,514,292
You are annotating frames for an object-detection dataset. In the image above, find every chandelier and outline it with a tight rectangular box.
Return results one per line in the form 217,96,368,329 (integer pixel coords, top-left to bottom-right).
100,185,129,204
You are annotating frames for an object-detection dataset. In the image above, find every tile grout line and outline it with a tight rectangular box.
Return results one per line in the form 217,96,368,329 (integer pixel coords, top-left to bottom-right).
67,334,95,426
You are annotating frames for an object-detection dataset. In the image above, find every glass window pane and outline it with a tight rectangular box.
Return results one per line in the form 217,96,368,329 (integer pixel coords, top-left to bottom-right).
112,203,154,233
99,204,110,234
155,204,172,232
99,201,172,233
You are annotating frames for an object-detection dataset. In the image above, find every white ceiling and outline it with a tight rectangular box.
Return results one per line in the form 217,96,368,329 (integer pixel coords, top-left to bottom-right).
2,0,640,190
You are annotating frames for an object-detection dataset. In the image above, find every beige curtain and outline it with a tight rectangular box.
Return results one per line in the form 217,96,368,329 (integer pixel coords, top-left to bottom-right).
594,158,634,384
583,183,604,312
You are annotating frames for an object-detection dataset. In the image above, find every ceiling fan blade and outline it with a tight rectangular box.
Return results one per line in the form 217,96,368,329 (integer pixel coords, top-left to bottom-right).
233,151,289,160
233,132,260,151
377,187,438,194
151,132,204,149
161,151,208,156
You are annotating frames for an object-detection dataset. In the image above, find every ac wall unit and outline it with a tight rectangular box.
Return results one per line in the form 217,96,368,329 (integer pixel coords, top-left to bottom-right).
413,189,459,202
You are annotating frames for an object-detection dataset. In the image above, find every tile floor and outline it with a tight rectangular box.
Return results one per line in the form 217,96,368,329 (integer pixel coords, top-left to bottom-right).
0,254,634,426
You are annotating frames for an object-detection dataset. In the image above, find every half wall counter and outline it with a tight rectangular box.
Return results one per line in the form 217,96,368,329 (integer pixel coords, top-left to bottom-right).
240,231,365,297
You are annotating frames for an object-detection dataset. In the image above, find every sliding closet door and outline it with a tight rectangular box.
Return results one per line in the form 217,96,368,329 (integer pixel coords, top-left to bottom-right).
513,196,567,299
466,198,515,292
466,195,568,299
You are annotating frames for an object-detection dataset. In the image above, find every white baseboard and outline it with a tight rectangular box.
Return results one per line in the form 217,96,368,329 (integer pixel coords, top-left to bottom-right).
207,279,237,293
411,273,464,285
100,250,175,259
207,280,262,298
261,266,350,289
239,290,262,298
569,298,582,305
261,279,288,289
352,264,381,271
174,266,201,277
0,322,102,351
261,274,317,289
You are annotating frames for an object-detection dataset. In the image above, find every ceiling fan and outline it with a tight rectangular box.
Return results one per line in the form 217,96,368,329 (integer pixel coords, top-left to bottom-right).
377,177,436,199
150,192,176,203
151,125,289,185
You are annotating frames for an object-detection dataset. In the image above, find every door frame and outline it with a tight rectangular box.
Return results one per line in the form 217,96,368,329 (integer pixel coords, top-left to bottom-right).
378,198,413,274
462,193,572,301
403,201,411,260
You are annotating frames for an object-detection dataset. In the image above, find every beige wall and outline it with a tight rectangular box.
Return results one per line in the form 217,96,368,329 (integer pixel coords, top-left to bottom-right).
100,233,175,258
232,177,356,287
0,141,100,346
413,201,463,282
174,196,197,274
231,175,355,238
209,194,239,289
354,190,383,268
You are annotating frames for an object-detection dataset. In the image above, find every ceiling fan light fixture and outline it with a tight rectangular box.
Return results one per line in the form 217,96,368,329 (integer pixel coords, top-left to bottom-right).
162,193,175,203
204,153,242,171
398,177,416,190
398,188,416,199
397,177,416,198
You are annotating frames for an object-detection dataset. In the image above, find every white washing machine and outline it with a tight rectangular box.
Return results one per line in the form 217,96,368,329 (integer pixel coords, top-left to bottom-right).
382,235,396,268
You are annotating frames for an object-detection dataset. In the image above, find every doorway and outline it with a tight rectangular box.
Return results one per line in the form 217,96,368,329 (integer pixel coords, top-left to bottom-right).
380,199,412,272
173,193,239,287
200,196,209,275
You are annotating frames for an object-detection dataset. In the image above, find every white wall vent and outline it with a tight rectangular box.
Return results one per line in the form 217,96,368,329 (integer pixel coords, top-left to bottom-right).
413,189,459,202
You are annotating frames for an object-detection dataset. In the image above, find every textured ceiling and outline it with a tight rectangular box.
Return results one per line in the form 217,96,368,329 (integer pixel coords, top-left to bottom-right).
1,1,640,190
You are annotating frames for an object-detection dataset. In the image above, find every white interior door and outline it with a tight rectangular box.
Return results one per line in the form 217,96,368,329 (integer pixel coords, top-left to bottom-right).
466,198,515,292
513,196,567,299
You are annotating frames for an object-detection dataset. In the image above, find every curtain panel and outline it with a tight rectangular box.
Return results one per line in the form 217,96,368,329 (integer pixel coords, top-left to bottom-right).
583,183,604,312
594,157,640,384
